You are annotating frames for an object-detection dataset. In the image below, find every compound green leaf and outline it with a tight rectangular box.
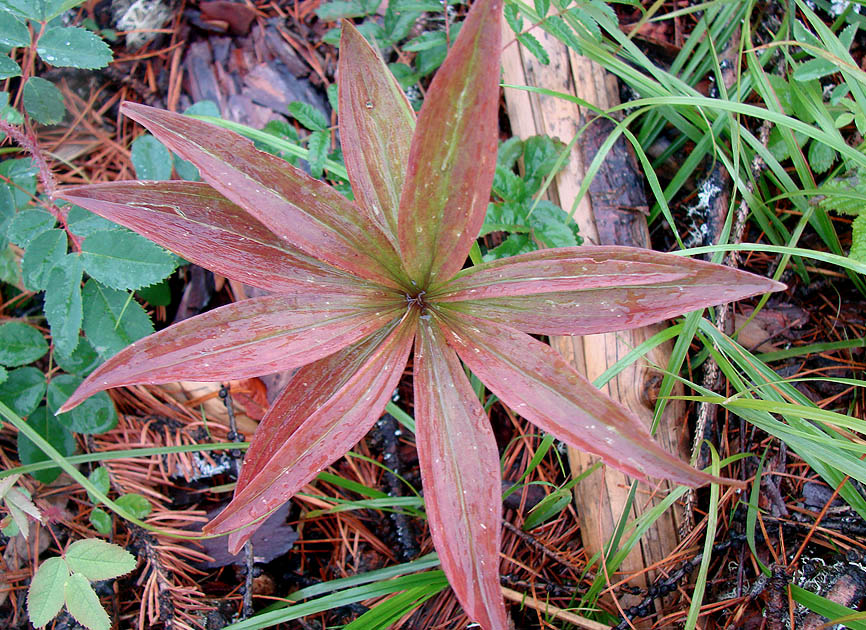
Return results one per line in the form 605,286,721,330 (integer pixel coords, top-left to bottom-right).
81,229,177,291
0,16,30,48
66,205,116,237
37,26,112,69
305,129,329,180
0,55,22,80
64,571,110,630
47,374,117,434
288,101,329,131
17,406,76,484
0,321,48,366
130,134,172,180
21,228,67,291
22,77,65,125
27,556,69,628
0,367,45,417
81,279,154,359
54,336,99,376
6,209,56,248
44,253,84,357
65,539,136,581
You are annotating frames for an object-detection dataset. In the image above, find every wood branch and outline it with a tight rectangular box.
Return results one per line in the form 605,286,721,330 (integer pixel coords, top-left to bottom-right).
500,21,688,621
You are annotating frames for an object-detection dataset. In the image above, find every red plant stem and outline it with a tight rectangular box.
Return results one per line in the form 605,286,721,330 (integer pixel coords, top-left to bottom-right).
0,119,82,252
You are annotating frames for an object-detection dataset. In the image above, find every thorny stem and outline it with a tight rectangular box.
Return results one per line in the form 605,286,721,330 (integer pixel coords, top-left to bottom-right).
0,119,82,252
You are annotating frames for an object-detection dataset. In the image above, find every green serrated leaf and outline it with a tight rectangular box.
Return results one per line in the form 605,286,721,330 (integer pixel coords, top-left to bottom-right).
504,3,522,32
22,228,67,291
22,77,65,125
6,209,57,248
17,405,76,484
523,135,566,193
517,32,550,65
492,165,526,202
534,0,549,20
44,253,83,357
807,141,835,174
65,539,137,581
0,367,45,418
54,336,99,376
64,572,110,630
403,31,447,52
793,58,837,82
115,493,151,519
496,137,523,171
817,167,866,216
0,365,6,385
81,279,154,359
136,277,171,306
86,467,110,504
483,232,534,261
529,201,579,248
0,16,30,48
851,214,866,263
306,130,330,180
27,556,69,628
80,229,177,291
0,321,48,366
47,374,117,434
172,153,200,181
130,134,172,180
0,55,22,79
6,497,30,538
481,201,530,236
37,26,112,69
89,508,111,534
287,101,329,132
66,204,117,236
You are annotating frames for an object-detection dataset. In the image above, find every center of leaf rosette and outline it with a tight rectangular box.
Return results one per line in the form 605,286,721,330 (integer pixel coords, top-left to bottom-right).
405,291,429,315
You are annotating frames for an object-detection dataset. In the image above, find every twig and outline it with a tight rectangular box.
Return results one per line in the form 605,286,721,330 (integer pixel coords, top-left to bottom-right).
501,586,611,630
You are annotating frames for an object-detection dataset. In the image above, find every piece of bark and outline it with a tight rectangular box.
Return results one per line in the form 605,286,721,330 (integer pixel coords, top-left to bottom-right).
500,21,687,620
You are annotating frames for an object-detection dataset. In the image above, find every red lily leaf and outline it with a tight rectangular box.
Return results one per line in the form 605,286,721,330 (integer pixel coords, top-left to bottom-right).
58,181,360,293
120,102,407,288
439,313,728,487
59,289,403,412
435,246,785,335
338,21,415,245
414,319,507,630
204,312,417,552
397,0,502,286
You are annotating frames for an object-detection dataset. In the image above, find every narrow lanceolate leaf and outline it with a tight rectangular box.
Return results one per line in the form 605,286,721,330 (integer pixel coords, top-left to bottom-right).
435,247,785,335
339,20,415,244
60,289,404,412
440,314,725,487
58,182,359,293
119,102,408,288
414,319,507,630
204,313,417,552
28,557,69,628
397,0,503,286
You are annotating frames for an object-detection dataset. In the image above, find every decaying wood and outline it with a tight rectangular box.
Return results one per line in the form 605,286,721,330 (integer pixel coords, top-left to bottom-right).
500,21,689,619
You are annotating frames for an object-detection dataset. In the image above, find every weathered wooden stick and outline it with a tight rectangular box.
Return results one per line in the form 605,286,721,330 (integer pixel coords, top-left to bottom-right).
500,22,689,618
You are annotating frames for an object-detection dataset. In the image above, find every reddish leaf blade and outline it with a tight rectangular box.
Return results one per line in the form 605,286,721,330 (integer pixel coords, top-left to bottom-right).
435,246,785,335
397,0,503,287
120,102,408,288
439,313,728,487
339,21,415,245
203,312,417,551
58,181,360,293
59,289,404,412
414,319,507,630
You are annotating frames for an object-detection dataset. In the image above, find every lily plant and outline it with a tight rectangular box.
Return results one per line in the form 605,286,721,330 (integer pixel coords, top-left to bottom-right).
58,1,782,627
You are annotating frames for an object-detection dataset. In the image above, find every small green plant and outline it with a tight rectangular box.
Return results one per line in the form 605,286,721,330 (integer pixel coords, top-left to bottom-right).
0,473,41,538
85,465,152,534
0,0,113,125
816,165,866,262
27,538,136,630
481,135,582,260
